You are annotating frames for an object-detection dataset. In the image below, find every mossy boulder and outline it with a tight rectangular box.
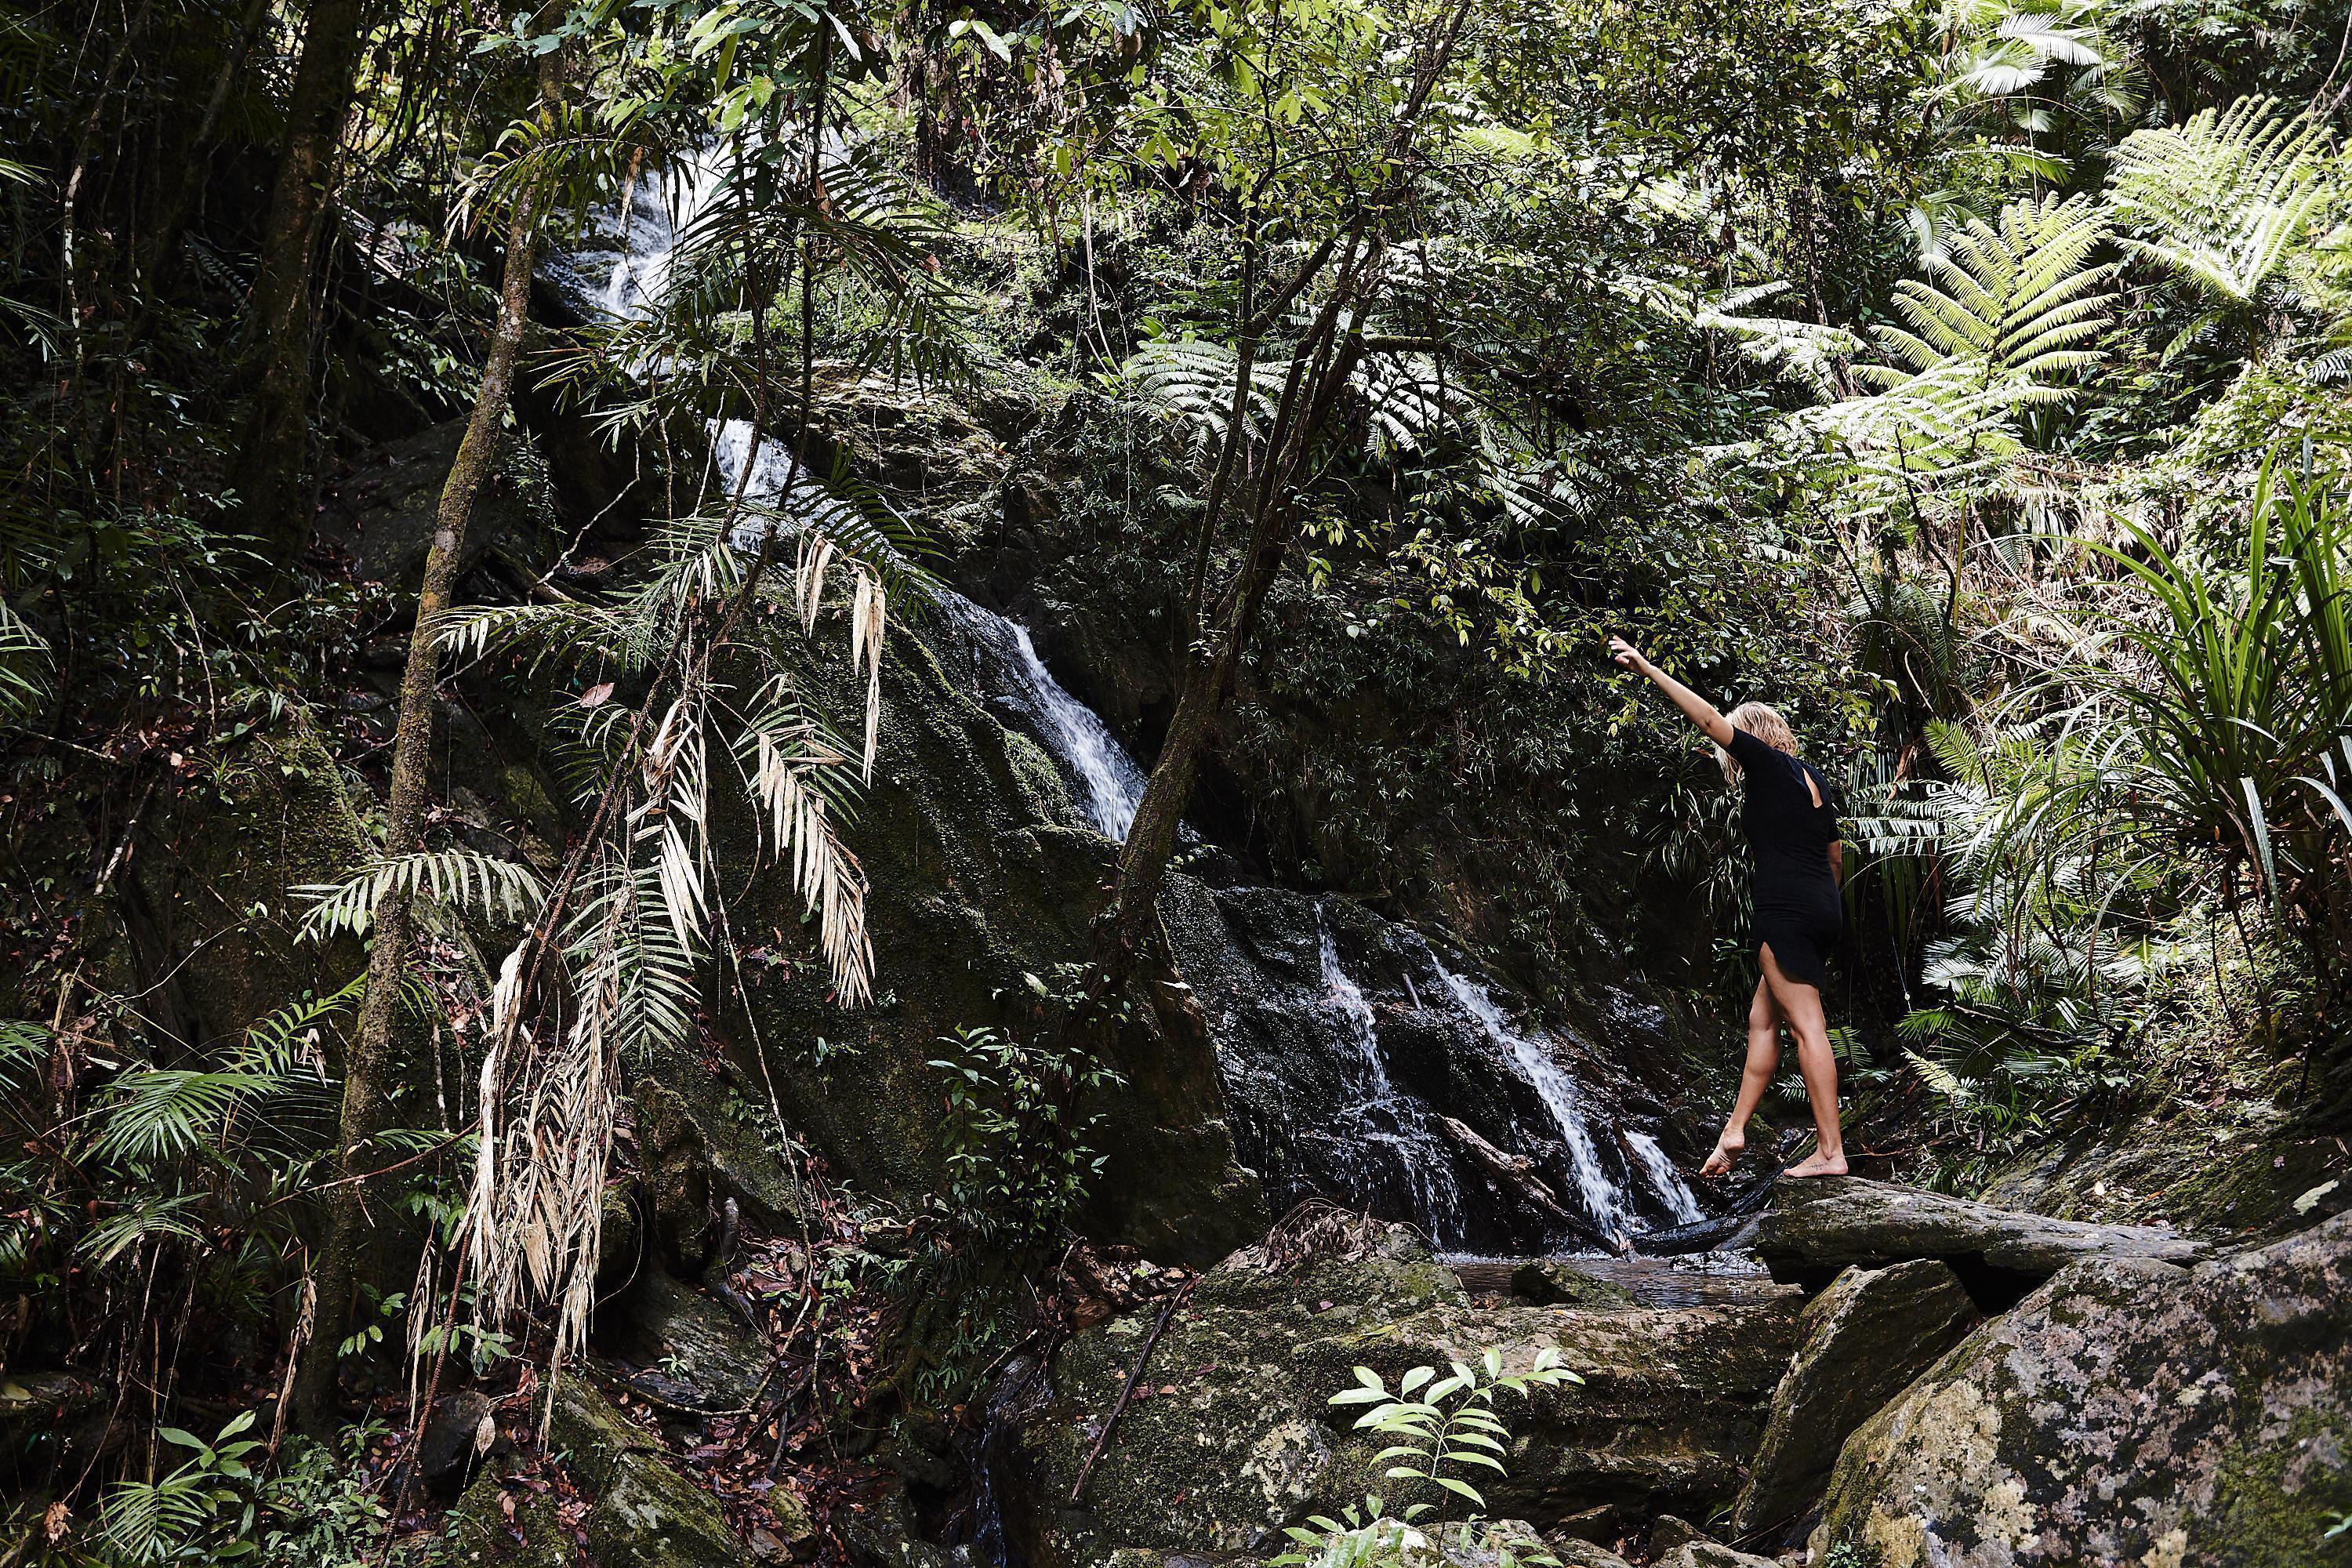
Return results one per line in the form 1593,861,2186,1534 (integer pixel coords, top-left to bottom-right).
1508,1261,1639,1309
1809,1210,2352,1567
111,720,372,1054
439,1465,576,1568
604,1271,775,1413
543,1382,754,1567
319,419,554,597
1728,1258,1979,1538
1009,1227,1801,1567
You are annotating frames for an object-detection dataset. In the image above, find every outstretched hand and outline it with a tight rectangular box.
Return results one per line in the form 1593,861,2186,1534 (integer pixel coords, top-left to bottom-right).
1606,635,1646,673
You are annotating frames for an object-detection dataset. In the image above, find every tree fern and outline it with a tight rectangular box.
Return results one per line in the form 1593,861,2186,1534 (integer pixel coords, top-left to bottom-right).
1864,194,2116,397
1792,196,2114,521
2105,96,2332,306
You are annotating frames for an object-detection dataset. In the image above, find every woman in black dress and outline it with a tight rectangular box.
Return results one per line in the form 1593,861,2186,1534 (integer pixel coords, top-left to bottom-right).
1608,636,1849,1178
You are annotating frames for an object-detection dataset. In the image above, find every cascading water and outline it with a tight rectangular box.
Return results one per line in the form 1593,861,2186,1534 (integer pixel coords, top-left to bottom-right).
550,149,1706,1257
1435,960,1651,1241
1628,1131,1704,1225
1308,924,1467,1243
546,143,1152,848
931,591,1146,840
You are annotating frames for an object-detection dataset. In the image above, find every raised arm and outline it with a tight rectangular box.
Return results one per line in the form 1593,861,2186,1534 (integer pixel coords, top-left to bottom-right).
1607,636,1734,747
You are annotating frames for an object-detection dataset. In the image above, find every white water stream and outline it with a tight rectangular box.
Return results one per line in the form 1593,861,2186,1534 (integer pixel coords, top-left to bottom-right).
554,148,1702,1248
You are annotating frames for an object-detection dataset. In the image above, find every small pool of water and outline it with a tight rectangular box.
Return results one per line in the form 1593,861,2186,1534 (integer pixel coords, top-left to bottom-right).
1441,1249,1801,1309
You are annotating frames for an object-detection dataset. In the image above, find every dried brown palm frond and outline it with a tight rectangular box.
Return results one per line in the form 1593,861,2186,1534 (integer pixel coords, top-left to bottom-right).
434,470,898,1423
850,567,887,780
742,692,873,1005
1257,1199,1406,1269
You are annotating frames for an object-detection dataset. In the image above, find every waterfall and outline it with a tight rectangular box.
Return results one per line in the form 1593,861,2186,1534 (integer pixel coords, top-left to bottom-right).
931,591,1146,840
546,152,1706,1256
1319,924,1392,1098
1628,1131,1703,1225
1312,922,1466,1243
1432,960,1639,1240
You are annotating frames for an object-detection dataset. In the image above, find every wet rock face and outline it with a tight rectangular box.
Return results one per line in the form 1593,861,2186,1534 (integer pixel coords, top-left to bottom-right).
1010,1229,1801,1567
1811,1212,2352,1568
709,622,1265,1267
1755,1175,2209,1308
1728,1258,1979,1538
1160,880,1699,1254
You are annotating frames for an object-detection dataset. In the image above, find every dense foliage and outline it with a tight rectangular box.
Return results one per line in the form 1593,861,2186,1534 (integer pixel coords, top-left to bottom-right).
0,0,2347,1555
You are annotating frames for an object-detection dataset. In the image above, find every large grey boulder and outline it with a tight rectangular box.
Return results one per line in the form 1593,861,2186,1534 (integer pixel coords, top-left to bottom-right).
1728,1258,1979,1536
1755,1176,2208,1305
1011,1227,1800,1567
1810,1211,2352,1567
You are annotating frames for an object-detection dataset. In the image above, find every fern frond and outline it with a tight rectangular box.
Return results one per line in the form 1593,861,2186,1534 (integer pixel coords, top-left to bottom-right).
2107,96,2332,304
87,1069,284,1164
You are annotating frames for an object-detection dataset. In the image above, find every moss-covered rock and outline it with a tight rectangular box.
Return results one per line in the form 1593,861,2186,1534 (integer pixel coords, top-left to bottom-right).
1728,1258,1978,1538
586,1446,753,1568
709,614,1264,1265
438,1465,577,1568
541,1381,755,1567
113,720,372,1053
1011,1227,1800,1567
1809,1211,2352,1567
318,419,554,597
1508,1261,1639,1309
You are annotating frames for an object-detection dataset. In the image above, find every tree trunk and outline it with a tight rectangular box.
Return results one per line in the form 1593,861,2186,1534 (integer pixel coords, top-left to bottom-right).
1086,5,1465,984
292,48,561,1432
1094,242,1383,974
233,0,370,564
143,0,275,290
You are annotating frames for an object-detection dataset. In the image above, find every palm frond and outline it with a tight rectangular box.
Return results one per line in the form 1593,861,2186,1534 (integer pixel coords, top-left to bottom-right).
296,849,548,940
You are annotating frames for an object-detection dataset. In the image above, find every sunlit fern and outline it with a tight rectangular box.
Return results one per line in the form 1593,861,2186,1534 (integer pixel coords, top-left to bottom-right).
2105,96,2332,307
1788,196,2114,523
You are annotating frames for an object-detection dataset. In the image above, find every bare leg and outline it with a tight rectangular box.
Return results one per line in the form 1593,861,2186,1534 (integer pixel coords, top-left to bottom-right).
1760,945,1846,1177
1700,977,1781,1178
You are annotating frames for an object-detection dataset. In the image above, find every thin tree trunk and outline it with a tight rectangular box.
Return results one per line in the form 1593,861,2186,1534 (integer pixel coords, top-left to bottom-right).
234,0,370,564
143,0,275,289
1090,2,1469,980
292,44,562,1432
1098,239,1381,969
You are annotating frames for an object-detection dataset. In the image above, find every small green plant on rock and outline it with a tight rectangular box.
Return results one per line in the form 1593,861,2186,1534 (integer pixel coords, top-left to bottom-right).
1274,1349,1581,1568
929,1018,1123,1246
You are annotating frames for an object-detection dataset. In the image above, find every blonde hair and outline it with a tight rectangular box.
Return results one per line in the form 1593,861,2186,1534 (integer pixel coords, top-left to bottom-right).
1715,701,1798,784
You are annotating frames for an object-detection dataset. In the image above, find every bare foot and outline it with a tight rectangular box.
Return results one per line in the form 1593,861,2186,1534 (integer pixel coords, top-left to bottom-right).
1784,1150,1849,1178
1697,1131,1745,1178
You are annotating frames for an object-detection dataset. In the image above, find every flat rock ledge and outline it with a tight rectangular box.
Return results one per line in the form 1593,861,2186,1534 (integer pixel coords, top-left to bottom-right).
1755,1175,2209,1306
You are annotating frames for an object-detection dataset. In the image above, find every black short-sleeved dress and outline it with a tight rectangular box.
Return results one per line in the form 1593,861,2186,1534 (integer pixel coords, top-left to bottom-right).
1726,727,1842,990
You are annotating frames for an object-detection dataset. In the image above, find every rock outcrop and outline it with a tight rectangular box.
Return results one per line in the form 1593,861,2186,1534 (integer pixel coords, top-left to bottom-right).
707,618,1266,1266
1728,1258,1979,1537
1008,1228,1800,1567
1810,1210,2352,1567
1755,1175,2209,1306
551,1382,756,1568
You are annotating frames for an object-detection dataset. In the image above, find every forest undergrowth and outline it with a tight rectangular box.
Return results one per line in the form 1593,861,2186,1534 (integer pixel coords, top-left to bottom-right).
2,0,2350,1557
